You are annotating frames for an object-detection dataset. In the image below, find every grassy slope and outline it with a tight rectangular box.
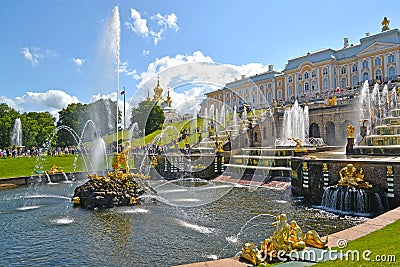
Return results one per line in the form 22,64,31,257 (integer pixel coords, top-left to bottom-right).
0,156,85,178
102,118,207,148
315,219,400,266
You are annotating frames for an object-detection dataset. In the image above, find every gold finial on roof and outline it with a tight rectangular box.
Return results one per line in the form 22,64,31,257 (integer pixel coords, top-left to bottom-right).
382,17,390,31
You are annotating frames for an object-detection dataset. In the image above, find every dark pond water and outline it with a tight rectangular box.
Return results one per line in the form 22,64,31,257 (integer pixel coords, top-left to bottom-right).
0,178,368,266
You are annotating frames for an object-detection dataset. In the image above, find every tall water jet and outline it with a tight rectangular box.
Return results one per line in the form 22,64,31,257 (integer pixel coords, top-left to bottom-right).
280,100,309,145
10,118,23,147
101,6,121,149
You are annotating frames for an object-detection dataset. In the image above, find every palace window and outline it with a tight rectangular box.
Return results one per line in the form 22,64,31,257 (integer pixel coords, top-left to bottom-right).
304,72,309,79
374,57,382,66
389,66,396,80
267,83,272,89
362,60,369,69
323,68,328,75
277,89,282,99
312,70,316,77
288,85,293,95
267,91,273,101
288,76,293,83
341,77,346,88
341,67,346,74
375,69,382,81
259,85,264,90
352,75,359,86
352,64,358,72
259,94,264,103
363,72,369,82
298,73,302,81
388,54,395,63
304,82,310,92
312,80,316,91
323,78,328,89
278,81,282,87
298,83,302,94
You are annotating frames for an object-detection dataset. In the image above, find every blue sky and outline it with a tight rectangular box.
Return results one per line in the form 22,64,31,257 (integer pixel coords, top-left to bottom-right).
0,0,399,119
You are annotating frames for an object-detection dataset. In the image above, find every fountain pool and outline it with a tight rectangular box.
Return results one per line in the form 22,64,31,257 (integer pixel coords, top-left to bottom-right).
0,179,368,266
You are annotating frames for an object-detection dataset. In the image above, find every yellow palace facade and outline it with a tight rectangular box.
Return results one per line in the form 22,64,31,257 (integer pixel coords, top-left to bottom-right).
204,19,400,112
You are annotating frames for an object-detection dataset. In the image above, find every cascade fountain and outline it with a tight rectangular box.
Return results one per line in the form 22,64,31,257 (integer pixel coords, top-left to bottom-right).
320,163,386,216
10,118,23,147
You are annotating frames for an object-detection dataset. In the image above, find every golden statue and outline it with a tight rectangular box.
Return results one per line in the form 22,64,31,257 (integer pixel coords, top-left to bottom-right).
304,230,328,249
323,163,328,172
347,124,355,138
382,17,390,31
387,165,393,176
241,242,263,266
288,137,303,151
302,162,308,171
151,155,158,167
185,135,189,145
242,213,328,264
48,165,63,174
338,164,372,188
288,220,306,250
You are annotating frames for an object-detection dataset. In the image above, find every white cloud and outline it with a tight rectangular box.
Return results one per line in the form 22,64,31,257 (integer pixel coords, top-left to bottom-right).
90,92,118,102
151,13,178,31
20,47,57,67
126,8,149,37
126,8,179,45
126,51,271,118
72,58,86,71
0,90,80,119
142,49,150,56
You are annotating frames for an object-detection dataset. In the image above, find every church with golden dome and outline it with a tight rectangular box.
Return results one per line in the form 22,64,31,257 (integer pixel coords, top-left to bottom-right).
147,77,181,122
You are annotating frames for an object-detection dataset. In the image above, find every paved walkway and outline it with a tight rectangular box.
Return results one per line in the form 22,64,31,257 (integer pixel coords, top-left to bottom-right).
174,205,400,267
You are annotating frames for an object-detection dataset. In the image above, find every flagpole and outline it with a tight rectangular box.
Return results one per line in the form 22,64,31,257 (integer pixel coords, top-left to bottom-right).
124,86,126,131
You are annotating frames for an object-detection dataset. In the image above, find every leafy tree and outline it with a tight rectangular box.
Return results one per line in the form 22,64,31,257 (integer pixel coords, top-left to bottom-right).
130,100,165,135
57,99,120,146
0,103,20,148
20,112,56,148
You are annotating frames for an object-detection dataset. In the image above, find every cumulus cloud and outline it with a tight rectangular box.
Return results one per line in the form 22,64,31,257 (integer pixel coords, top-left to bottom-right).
126,8,149,37
142,49,150,56
20,47,56,67
125,50,271,118
0,90,80,119
126,8,179,45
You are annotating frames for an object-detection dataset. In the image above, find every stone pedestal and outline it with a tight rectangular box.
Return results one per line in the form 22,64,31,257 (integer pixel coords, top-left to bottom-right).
346,137,354,154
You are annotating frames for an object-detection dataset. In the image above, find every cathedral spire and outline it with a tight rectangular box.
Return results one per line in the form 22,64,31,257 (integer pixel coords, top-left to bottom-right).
146,88,151,101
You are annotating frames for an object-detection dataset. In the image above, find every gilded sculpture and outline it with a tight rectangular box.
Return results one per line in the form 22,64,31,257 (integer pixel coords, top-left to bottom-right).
382,17,390,31
338,164,372,188
288,137,303,151
347,124,355,138
241,213,328,264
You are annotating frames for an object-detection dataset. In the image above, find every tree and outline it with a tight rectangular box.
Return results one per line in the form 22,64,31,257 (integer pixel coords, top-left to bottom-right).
0,103,20,148
57,99,120,146
21,112,56,148
130,100,165,135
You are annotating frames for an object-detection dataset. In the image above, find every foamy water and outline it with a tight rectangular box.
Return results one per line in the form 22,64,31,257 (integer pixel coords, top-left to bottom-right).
17,205,41,211
176,219,216,234
51,217,74,225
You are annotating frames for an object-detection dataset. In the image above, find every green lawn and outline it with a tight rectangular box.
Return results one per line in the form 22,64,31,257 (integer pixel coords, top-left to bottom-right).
315,219,400,266
0,155,85,178
102,118,209,148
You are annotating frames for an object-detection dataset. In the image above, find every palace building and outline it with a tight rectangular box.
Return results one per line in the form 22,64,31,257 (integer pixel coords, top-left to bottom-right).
203,18,400,112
